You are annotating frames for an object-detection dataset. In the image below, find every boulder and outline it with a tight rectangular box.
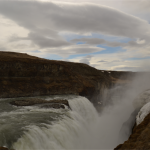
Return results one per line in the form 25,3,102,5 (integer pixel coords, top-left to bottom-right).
10,98,46,106
41,104,65,109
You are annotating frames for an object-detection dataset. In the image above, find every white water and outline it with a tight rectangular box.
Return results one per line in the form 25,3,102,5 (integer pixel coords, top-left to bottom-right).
13,97,100,150
136,101,150,125
11,94,136,150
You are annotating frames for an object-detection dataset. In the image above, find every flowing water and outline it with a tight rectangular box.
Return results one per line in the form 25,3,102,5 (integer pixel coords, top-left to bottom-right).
0,86,145,150
0,93,135,150
0,95,100,150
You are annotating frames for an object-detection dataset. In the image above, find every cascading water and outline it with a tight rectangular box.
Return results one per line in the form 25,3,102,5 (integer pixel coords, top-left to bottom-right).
12,96,99,150
0,93,137,150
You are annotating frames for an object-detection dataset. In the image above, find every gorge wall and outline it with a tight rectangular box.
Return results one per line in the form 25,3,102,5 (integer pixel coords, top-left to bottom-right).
0,51,134,105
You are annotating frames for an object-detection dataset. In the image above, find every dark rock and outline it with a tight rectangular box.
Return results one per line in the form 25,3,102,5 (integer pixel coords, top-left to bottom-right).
10,98,46,106
49,99,70,109
0,147,8,150
0,147,10,150
10,98,70,109
114,112,150,150
41,104,65,109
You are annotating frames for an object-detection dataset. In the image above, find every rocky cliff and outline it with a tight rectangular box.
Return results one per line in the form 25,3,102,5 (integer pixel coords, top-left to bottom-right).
0,52,134,106
114,89,150,150
115,112,150,150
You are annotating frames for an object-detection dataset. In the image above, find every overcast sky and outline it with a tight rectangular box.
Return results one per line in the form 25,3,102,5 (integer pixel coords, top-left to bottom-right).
0,0,150,71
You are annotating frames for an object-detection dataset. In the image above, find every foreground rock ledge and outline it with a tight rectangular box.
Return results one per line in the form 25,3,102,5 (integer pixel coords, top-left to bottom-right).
10,98,70,109
114,112,150,150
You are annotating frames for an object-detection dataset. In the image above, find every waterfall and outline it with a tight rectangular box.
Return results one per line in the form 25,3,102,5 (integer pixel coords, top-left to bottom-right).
10,92,137,150
12,96,100,150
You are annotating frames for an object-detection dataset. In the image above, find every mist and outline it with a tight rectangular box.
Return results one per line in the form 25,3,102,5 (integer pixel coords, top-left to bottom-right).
83,72,150,149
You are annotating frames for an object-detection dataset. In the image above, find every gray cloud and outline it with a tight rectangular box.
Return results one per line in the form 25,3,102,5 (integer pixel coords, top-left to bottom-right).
27,28,71,48
0,1,149,43
71,38,126,47
71,36,150,50
0,0,150,72
8,34,21,42
0,46,7,51
98,60,108,63
111,60,122,62
44,45,104,57
112,66,140,71
28,32,70,48
72,38,106,45
97,59,122,64
8,31,70,48
127,0,150,13
79,55,93,65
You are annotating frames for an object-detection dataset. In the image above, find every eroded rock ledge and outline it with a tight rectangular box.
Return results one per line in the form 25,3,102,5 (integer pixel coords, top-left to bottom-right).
10,98,70,109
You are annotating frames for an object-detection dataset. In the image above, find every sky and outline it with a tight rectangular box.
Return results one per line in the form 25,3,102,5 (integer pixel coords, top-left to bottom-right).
0,0,150,71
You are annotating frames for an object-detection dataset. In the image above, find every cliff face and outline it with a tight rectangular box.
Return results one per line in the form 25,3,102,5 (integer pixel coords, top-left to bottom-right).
0,52,109,103
115,112,150,150
0,52,134,105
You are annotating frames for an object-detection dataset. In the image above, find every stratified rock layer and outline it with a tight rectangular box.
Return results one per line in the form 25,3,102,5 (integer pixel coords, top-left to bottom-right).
0,52,134,105
115,112,150,150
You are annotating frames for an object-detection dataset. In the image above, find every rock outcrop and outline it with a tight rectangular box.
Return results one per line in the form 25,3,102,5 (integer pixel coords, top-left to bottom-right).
0,52,134,105
10,98,70,109
115,112,150,150
0,147,10,150
40,103,65,109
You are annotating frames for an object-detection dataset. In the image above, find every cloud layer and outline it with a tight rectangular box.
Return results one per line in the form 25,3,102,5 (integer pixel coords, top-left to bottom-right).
0,1,149,37
0,0,150,71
